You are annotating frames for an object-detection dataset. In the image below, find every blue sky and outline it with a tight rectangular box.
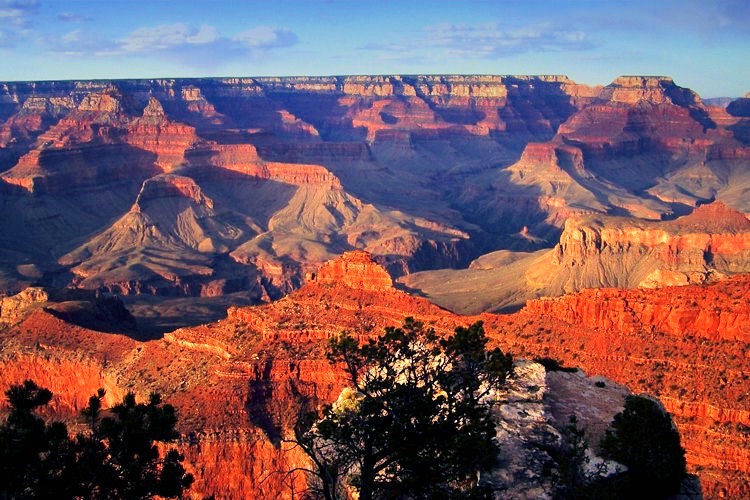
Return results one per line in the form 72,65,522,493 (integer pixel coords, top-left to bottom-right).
1,0,748,97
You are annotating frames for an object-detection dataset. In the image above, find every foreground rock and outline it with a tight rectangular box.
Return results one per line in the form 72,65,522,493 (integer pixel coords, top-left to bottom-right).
0,252,746,497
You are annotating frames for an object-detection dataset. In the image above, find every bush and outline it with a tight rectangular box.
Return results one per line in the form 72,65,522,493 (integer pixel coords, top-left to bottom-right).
0,380,193,499
600,395,686,497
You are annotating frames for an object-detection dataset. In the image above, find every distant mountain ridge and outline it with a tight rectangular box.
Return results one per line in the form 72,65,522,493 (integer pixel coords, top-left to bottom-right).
0,74,747,327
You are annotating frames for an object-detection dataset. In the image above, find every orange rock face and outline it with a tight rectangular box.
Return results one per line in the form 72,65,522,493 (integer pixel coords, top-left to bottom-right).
126,97,199,171
308,250,393,291
523,276,750,342
0,252,747,498
489,276,750,498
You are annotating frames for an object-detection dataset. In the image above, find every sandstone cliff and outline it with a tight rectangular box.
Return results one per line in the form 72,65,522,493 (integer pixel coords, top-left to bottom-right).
403,201,750,314
0,252,746,497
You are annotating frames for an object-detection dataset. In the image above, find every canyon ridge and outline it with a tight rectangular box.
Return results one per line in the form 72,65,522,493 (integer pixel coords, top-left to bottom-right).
0,74,748,497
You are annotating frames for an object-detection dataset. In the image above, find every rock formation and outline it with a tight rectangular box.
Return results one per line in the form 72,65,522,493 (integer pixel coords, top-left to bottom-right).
492,275,750,498
403,201,750,313
0,286,136,333
0,75,745,321
307,249,393,291
0,252,746,497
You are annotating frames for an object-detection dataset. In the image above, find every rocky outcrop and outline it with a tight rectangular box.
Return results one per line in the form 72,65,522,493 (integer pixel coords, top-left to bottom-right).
601,76,698,105
125,97,198,171
0,286,137,333
551,201,750,290
492,275,750,498
0,253,747,497
307,250,393,291
132,174,215,211
56,173,258,298
0,287,50,326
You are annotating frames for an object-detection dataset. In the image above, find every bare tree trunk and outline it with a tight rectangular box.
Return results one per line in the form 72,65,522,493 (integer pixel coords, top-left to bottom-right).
359,443,376,500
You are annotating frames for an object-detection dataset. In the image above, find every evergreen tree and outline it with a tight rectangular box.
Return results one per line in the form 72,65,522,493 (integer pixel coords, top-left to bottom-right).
0,380,193,499
296,319,514,500
600,395,687,498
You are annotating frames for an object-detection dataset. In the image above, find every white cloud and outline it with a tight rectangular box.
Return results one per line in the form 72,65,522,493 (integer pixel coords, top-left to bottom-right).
115,23,297,55
423,22,596,58
233,26,299,49
0,0,38,47
358,21,596,63
0,0,37,24
57,12,91,23
48,29,118,56
120,23,221,53
45,22,299,70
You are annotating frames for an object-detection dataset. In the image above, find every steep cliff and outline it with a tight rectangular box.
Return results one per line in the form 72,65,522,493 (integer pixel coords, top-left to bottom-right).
494,275,750,497
403,201,750,313
547,201,750,291
0,252,746,497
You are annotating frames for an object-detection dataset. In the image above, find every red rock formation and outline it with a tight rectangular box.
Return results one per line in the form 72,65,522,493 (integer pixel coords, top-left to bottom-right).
488,276,750,498
523,275,750,342
0,74,746,302
265,162,342,187
125,97,198,171
405,201,750,315
307,250,393,291
0,253,747,498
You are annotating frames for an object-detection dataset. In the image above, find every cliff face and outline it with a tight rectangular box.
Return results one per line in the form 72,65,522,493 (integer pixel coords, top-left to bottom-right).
523,275,750,342
0,74,747,496
458,74,749,247
498,275,750,498
550,201,750,290
0,252,747,498
0,75,746,321
403,201,750,314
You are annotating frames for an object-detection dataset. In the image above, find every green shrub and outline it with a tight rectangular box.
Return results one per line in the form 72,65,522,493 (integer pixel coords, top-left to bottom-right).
600,395,686,497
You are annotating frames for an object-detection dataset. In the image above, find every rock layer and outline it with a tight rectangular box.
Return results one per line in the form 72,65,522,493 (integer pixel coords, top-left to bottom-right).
0,253,747,497
0,75,746,318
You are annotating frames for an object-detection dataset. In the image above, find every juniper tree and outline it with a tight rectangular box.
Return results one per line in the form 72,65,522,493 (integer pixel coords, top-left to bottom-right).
0,380,193,499
296,319,514,500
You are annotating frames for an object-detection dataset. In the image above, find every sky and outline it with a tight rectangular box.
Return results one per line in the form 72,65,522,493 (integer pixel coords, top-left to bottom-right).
0,0,748,98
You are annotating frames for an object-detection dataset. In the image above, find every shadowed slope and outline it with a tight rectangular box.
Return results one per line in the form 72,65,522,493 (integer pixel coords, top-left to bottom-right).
402,201,750,313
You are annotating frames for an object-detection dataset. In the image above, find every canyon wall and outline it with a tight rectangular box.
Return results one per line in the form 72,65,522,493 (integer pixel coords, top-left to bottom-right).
0,75,747,323
0,252,747,497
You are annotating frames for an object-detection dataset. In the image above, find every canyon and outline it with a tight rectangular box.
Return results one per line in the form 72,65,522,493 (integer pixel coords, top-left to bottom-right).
0,75,748,328
0,74,748,498
0,251,746,497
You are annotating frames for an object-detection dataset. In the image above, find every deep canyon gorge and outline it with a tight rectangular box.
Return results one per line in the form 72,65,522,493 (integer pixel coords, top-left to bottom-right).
0,74,748,498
